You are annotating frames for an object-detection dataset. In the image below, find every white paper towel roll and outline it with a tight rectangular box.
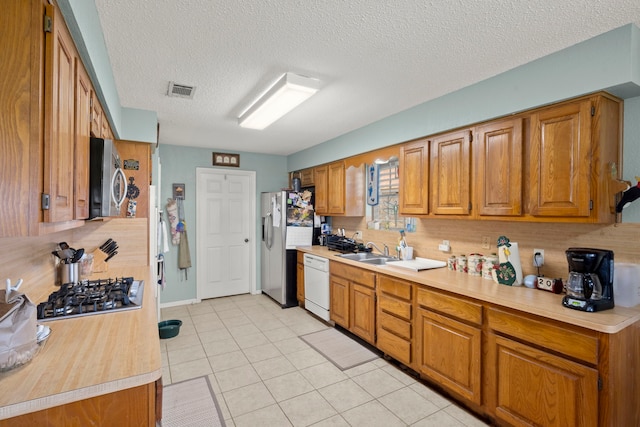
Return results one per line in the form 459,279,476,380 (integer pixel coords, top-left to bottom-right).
509,242,523,286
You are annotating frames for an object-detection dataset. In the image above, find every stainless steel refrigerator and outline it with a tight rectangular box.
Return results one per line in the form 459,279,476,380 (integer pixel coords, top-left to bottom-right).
261,191,314,307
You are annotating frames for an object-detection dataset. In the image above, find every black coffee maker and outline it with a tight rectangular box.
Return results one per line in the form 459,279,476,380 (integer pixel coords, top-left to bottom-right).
562,248,614,312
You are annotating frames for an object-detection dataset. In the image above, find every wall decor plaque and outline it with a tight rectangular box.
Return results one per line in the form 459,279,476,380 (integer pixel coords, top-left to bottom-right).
212,152,240,167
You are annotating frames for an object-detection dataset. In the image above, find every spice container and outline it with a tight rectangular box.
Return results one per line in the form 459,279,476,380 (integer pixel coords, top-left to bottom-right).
483,254,498,280
457,255,467,273
447,256,457,271
468,253,483,276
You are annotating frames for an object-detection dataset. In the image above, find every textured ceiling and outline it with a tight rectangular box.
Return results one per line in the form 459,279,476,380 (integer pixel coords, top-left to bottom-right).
95,0,640,155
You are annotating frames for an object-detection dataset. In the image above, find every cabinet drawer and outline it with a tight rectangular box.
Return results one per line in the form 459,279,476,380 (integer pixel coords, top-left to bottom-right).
416,288,482,326
331,262,375,288
378,295,411,321
378,311,411,340
378,275,412,300
487,308,598,364
377,328,411,366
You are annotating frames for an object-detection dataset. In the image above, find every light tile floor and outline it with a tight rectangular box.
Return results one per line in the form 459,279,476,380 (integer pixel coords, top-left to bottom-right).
160,293,491,427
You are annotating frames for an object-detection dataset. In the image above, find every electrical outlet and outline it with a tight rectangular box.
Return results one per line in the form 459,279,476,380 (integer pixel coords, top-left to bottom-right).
481,236,491,249
438,240,451,252
533,249,544,267
354,230,362,240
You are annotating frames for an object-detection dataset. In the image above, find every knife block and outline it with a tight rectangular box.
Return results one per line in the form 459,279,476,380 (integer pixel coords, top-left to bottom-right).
91,248,109,273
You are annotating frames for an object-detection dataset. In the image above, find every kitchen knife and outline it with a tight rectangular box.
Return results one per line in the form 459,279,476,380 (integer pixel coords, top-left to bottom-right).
104,251,117,262
100,239,114,251
102,241,117,255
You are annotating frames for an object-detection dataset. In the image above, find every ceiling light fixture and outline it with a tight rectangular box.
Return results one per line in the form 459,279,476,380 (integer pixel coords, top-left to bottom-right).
238,72,319,130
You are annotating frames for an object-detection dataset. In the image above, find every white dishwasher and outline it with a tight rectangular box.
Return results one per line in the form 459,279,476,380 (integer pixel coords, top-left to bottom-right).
304,253,330,321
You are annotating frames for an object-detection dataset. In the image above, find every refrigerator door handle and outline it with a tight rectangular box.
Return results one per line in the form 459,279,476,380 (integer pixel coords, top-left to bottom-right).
265,213,273,249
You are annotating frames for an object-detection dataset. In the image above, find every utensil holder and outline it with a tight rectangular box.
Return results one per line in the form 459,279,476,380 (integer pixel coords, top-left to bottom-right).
57,263,79,286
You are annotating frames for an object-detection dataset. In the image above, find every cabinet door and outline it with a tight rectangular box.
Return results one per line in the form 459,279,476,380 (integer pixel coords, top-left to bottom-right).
330,275,349,327
327,161,345,214
529,100,592,217
314,165,328,214
74,61,91,220
416,308,481,405
43,4,76,223
430,130,471,215
90,91,102,137
399,139,429,215
300,168,314,187
487,334,598,427
114,140,150,218
296,261,304,305
476,118,523,216
0,0,38,237
350,283,375,344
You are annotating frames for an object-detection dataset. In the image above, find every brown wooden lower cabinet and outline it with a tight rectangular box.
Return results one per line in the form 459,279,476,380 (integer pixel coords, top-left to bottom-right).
0,382,156,427
415,300,482,405
486,333,598,427
330,274,350,327
350,283,375,343
362,271,640,426
296,251,305,306
329,262,376,344
376,274,413,365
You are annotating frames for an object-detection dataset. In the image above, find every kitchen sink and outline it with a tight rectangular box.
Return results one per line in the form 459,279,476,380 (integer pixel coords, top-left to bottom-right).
358,257,394,265
337,252,397,264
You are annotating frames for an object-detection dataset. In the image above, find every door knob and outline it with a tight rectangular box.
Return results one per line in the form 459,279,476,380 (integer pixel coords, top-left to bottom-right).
244,238,249,242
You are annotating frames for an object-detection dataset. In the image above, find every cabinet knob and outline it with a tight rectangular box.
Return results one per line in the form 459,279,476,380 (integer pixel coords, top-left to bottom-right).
244,238,249,243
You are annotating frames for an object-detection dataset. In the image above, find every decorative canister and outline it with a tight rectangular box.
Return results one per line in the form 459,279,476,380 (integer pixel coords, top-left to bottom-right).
457,255,467,273
447,256,457,271
482,254,498,280
468,253,483,276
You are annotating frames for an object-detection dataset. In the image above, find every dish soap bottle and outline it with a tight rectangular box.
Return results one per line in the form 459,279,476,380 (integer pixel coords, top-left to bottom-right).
398,229,407,259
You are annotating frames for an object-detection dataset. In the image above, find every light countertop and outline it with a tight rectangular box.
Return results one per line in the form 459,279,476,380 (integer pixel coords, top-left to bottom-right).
299,246,640,334
0,266,161,420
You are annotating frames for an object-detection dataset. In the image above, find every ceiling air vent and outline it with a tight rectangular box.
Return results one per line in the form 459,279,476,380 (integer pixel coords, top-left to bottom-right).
167,81,196,99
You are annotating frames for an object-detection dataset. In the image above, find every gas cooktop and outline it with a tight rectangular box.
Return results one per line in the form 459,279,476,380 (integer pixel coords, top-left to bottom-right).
37,277,144,321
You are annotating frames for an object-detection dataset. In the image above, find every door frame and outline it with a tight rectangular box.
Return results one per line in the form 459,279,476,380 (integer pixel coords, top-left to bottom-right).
195,167,257,301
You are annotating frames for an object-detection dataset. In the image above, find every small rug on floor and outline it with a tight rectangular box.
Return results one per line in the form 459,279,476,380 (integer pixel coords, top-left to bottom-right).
161,375,225,427
300,328,379,370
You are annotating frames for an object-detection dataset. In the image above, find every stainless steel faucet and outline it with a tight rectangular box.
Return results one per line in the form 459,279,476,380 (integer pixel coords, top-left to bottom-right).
366,242,389,256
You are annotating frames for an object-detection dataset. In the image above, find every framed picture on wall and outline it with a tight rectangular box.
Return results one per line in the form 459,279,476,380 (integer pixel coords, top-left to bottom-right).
212,152,240,167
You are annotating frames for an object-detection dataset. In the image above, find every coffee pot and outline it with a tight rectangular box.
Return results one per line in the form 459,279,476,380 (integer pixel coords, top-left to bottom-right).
562,248,614,312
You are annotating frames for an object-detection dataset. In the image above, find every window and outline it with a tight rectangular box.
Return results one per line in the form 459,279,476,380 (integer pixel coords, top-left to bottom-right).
366,158,416,231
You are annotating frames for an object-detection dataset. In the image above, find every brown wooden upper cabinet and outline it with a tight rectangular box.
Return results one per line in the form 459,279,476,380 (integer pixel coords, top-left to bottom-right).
43,3,77,224
315,161,348,216
0,0,125,237
393,93,620,223
327,161,346,214
430,129,472,215
529,100,592,218
299,168,314,187
476,118,523,216
399,138,429,215
529,95,620,223
314,165,328,214
74,60,92,220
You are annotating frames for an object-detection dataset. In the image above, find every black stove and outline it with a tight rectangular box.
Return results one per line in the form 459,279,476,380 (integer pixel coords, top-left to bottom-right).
37,277,144,321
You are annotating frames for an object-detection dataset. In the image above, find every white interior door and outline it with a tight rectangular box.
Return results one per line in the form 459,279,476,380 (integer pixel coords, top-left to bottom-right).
196,168,256,299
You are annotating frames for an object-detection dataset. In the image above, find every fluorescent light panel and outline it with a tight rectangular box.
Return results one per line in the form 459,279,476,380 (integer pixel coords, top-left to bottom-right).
238,72,319,130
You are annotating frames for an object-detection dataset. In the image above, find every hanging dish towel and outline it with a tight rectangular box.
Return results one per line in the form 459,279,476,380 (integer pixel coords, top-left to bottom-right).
178,223,192,280
166,198,180,245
